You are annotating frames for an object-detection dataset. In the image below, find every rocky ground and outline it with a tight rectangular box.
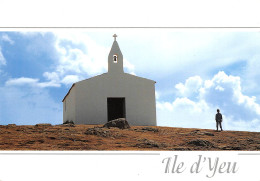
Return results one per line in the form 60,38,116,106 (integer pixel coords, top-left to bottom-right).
0,124,260,150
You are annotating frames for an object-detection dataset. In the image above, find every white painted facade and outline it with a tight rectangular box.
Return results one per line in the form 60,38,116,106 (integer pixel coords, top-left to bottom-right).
62,35,157,126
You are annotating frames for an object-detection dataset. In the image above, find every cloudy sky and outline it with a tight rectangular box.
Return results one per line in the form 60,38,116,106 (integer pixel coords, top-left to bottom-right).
0,30,260,132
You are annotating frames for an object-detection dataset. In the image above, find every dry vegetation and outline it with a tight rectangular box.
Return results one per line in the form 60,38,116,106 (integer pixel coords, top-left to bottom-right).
1,124,260,150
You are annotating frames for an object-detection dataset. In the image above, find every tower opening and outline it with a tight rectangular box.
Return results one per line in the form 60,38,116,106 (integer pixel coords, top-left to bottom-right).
113,55,118,63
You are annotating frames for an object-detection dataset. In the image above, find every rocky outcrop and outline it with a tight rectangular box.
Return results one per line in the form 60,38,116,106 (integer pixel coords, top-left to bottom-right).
85,127,112,137
62,120,75,127
35,123,52,127
187,139,214,147
103,118,130,129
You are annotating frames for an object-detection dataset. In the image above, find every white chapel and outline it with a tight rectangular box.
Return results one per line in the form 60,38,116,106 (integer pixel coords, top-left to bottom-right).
62,34,157,126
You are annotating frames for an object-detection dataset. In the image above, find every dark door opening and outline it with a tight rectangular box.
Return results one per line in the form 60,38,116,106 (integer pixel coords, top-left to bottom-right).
107,98,126,121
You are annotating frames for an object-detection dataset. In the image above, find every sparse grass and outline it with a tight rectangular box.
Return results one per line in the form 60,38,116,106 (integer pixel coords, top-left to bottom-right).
0,124,260,150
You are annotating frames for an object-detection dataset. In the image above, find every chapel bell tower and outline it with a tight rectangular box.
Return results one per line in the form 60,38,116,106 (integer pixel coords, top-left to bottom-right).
108,34,124,74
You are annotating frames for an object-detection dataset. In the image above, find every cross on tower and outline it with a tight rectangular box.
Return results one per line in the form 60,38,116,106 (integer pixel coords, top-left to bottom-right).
113,34,117,41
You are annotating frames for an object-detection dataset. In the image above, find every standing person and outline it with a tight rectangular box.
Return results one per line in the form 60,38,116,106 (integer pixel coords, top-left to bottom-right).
215,109,223,131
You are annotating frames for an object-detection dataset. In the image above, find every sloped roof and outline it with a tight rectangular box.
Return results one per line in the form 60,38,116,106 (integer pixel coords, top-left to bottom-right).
124,73,156,83
62,83,75,102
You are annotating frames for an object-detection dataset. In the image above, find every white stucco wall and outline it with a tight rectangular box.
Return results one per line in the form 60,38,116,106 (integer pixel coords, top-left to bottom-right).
71,72,156,126
63,85,76,123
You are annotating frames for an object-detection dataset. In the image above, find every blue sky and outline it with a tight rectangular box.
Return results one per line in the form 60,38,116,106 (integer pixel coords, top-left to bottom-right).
0,30,260,132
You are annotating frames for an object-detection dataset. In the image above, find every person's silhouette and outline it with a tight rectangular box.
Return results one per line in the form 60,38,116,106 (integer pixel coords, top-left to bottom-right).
215,109,223,131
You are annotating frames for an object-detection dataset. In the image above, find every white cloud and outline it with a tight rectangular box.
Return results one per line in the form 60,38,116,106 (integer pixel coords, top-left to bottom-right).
201,71,260,116
215,85,224,91
175,75,202,98
47,32,136,86
120,32,260,89
1,34,14,45
155,91,160,100
43,72,59,82
5,77,39,86
157,98,214,129
61,75,80,85
0,47,6,65
223,117,260,132
37,81,60,88
244,54,260,93
5,77,60,88
18,31,47,37
158,98,209,113
3,32,137,90
53,32,109,77
123,58,135,74
157,71,260,131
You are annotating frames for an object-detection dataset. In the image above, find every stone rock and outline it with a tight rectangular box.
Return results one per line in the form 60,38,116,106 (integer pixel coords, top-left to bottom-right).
222,146,242,150
85,127,111,137
38,139,44,143
141,127,159,132
26,140,36,144
103,118,130,129
190,130,214,136
62,120,75,127
187,139,214,147
135,138,160,148
35,123,52,127
63,120,74,125
201,132,215,136
7,124,16,128
133,127,159,132
190,130,200,135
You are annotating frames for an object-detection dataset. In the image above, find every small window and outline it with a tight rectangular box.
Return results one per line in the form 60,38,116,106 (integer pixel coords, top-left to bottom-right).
113,55,118,63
